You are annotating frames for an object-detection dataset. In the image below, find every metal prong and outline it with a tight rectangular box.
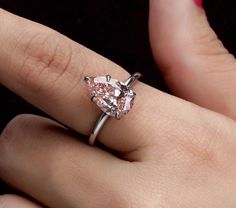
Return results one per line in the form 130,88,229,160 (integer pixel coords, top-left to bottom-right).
84,76,90,82
116,81,122,88
91,96,97,102
106,75,111,82
115,112,121,120
117,81,128,91
124,72,142,88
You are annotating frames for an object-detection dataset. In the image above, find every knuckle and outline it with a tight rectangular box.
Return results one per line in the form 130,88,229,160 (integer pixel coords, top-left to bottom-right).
190,20,218,52
190,23,236,71
167,112,221,166
186,125,231,171
2,114,31,132
17,31,73,97
0,194,26,207
0,114,33,152
0,195,11,208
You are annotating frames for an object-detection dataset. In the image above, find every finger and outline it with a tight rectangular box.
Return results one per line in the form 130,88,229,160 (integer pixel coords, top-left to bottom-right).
0,115,126,208
0,8,152,154
0,9,228,163
149,0,236,120
0,194,44,208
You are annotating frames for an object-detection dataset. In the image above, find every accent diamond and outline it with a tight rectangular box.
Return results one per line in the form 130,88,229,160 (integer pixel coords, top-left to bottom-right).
85,76,136,118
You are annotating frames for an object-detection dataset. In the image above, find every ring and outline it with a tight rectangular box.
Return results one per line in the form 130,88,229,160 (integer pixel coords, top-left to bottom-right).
84,72,142,145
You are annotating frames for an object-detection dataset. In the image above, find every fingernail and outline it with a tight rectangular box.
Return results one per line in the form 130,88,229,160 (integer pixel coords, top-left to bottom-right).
194,0,203,8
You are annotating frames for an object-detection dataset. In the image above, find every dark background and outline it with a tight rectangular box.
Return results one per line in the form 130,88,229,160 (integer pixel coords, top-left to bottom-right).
0,0,235,194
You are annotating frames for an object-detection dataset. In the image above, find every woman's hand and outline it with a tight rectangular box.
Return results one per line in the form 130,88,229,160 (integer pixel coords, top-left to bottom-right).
1,0,236,207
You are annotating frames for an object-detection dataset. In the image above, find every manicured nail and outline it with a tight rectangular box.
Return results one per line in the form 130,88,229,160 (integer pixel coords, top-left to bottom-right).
194,0,203,8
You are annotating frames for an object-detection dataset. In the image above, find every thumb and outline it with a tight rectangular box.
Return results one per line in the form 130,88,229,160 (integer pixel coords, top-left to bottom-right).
149,0,236,120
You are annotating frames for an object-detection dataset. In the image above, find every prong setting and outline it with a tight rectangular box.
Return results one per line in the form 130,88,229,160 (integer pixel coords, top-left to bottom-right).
84,73,141,145
116,81,128,91
106,75,111,82
116,81,121,87
91,96,97,102
84,76,91,82
85,74,140,119
115,112,121,120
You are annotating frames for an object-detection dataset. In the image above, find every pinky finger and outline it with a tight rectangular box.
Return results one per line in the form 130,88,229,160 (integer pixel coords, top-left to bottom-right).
0,194,45,208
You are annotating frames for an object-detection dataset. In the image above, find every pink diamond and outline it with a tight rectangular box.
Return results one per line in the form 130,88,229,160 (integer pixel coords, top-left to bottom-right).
85,76,136,119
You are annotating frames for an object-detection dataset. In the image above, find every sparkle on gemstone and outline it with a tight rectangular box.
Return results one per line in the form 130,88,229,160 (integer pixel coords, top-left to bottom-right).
85,76,136,118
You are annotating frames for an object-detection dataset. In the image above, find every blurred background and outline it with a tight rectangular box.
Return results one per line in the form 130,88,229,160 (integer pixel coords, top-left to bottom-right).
0,0,236,194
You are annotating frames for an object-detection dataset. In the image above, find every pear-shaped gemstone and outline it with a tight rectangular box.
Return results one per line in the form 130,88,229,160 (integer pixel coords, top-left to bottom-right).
85,76,136,119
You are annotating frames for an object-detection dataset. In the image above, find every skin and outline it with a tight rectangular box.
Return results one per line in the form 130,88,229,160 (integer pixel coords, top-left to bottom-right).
1,0,236,207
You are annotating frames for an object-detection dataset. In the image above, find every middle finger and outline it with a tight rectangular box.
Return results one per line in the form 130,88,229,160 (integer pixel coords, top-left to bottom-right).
0,115,126,208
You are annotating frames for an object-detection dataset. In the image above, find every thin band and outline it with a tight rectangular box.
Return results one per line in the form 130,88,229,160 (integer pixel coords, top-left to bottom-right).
89,113,109,145
89,72,141,145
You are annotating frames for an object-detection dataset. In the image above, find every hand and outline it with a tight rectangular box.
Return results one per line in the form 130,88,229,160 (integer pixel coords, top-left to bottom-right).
1,1,236,207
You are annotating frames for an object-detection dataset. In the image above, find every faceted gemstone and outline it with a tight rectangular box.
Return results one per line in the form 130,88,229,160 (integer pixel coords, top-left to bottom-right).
85,76,136,118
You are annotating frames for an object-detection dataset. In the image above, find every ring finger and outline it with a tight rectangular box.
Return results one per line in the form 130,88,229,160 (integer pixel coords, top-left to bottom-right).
0,9,220,161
